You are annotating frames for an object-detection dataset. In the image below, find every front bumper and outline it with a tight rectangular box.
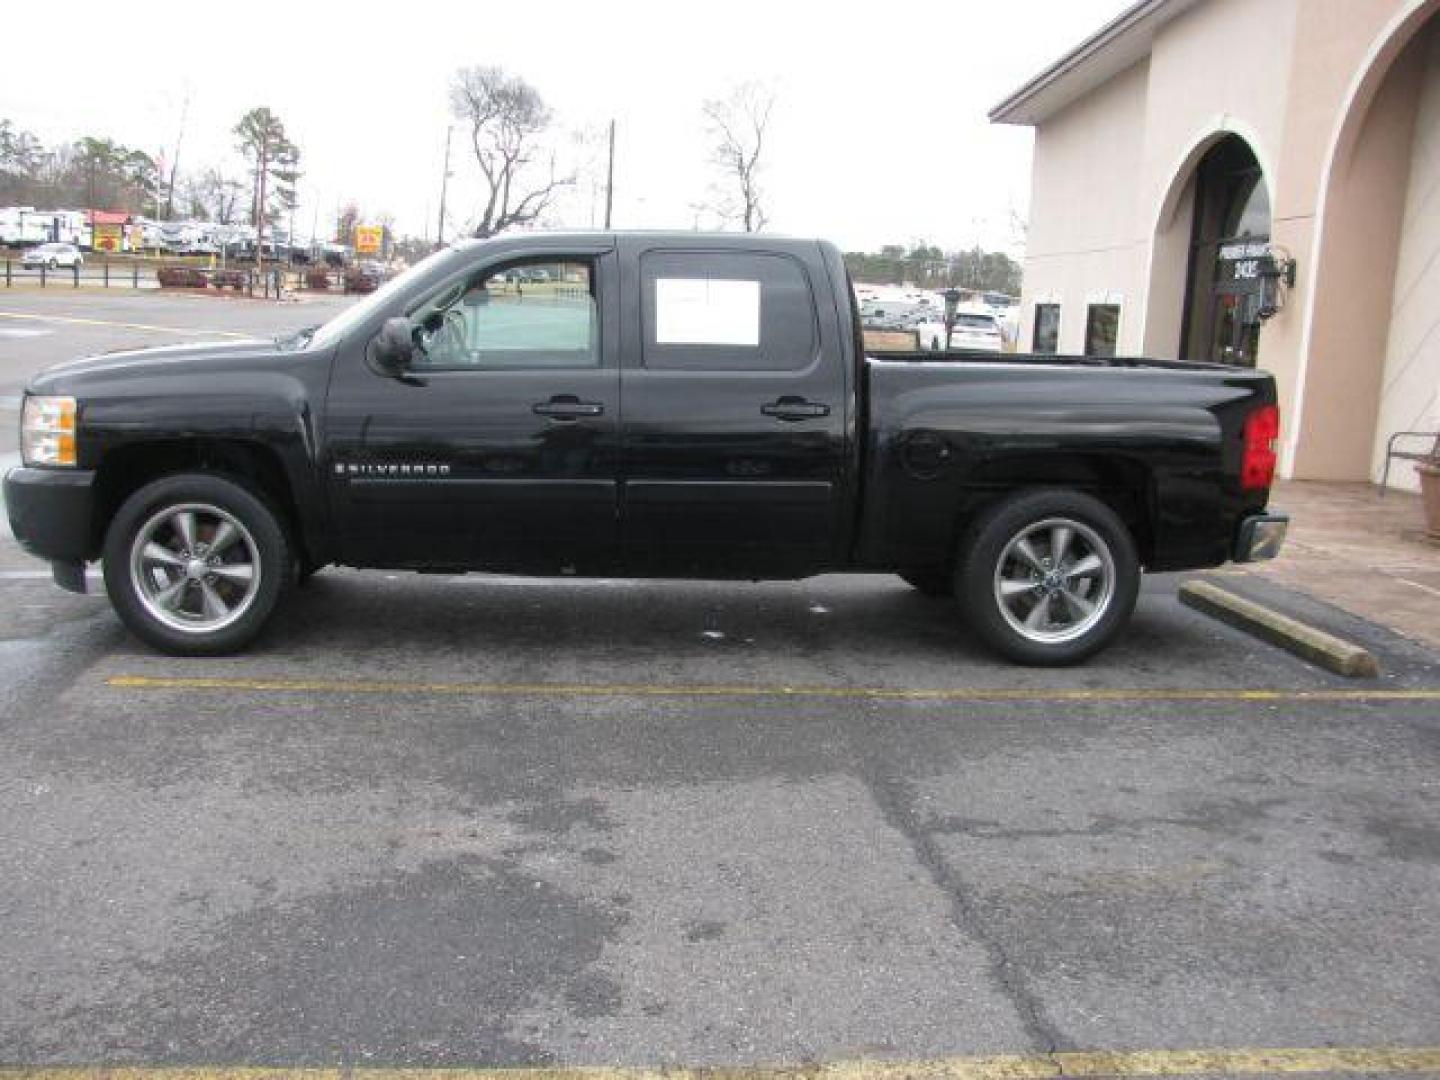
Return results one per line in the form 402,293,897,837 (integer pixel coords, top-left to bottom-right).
1233,511,1288,563
3,465,98,565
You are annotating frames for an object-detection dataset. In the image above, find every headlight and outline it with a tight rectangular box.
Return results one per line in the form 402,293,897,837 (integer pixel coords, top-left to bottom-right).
21,395,78,467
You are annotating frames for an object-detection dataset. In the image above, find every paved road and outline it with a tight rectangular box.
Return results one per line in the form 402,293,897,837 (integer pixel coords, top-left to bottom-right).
1,293,1438,1072
0,289,352,429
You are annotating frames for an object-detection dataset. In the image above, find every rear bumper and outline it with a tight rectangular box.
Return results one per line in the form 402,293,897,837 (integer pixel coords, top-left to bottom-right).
1233,511,1288,563
3,466,98,565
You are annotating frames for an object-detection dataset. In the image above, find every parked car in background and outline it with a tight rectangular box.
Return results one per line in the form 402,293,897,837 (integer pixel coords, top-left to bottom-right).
344,261,386,294
503,266,552,285
860,301,921,331
21,243,84,270
914,310,1005,352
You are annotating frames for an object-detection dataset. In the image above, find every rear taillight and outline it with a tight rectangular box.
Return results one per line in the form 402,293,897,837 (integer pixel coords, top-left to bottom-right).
1241,404,1279,491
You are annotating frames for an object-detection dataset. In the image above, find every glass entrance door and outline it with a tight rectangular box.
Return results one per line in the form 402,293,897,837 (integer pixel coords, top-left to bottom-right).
1180,136,1271,367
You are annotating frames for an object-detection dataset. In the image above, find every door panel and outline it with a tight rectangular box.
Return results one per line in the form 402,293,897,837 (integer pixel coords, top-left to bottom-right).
324,250,621,571
618,242,849,577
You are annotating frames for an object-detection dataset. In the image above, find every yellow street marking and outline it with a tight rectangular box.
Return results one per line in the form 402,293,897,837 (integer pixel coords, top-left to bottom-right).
0,311,249,338
105,674,1440,703
4,1046,1440,1078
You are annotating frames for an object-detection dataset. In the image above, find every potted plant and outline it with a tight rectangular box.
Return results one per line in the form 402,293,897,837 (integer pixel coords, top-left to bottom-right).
1419,451,1440,540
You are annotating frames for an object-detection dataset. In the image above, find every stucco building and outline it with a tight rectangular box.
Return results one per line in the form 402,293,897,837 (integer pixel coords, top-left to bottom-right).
992,0,1440,488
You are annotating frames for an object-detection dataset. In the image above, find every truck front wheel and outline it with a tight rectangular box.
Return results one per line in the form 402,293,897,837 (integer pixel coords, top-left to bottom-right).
102,473,292,655
958,489,1139,665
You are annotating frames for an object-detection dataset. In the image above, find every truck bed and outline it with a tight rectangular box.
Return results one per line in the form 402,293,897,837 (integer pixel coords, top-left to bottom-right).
856,354,1277,573
870,348,1240,372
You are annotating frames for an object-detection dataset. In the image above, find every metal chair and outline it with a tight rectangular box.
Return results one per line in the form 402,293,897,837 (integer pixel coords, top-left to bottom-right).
1379,430,1440,495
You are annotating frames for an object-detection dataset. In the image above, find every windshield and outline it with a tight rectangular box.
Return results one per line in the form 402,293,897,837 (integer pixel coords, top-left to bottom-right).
307,245,467,351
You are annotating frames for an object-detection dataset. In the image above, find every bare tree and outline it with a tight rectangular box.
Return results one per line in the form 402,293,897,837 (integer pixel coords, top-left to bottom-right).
701,83,775,233
193,167,245,224
449,66,571,238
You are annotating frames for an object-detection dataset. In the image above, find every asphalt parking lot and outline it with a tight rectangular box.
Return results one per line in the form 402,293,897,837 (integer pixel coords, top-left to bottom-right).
2,290,1439,1074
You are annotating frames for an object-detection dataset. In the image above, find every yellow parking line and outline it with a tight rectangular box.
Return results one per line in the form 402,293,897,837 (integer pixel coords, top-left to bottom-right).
4,1046,1440,1078
105,674,1440,703
0,310,249,338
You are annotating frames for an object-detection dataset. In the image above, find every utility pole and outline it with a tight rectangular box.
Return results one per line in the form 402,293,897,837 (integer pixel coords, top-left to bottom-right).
255,141,268,277
165,91,189,221
603,119,615,230
436,126,453,251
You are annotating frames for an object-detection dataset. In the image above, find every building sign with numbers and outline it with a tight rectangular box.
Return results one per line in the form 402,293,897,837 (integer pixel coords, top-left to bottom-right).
1217,240,1270,289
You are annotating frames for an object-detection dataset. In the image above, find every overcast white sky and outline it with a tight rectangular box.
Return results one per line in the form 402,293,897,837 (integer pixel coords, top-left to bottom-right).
5,0,1130,253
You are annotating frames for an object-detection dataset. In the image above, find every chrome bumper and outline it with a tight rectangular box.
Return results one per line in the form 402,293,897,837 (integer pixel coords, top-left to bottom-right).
1234,512,1288,563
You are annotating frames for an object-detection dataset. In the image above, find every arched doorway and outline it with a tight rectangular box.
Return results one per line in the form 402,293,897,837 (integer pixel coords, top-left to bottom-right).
1289,2,1440,482
1178,136,1271,366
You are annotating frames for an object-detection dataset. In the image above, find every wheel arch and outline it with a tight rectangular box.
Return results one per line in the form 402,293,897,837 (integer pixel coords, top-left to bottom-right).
91,439,318,567
949,452,1158,568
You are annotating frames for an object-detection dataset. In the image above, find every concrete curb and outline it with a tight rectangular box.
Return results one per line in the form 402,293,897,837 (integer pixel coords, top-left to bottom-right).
1179,579,1381,678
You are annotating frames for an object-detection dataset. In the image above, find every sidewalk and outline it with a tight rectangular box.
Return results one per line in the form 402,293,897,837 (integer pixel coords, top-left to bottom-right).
1215,479,1440,651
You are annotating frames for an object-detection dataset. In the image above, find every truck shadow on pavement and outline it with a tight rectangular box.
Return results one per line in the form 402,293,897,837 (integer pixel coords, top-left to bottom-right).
283,573,1191,660
112,569,1404,690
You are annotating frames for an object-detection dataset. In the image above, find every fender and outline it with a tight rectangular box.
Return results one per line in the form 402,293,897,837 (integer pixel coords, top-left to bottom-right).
28,339,338,562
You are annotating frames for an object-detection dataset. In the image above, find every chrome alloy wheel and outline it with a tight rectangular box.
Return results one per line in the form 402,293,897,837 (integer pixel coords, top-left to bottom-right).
993,516,1116,645
128,503,262,634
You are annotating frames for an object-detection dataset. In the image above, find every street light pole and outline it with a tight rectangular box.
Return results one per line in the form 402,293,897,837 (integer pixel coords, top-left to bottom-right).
436,126,453,251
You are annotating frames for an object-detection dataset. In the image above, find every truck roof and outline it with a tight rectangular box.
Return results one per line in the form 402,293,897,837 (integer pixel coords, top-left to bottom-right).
449,230,822,248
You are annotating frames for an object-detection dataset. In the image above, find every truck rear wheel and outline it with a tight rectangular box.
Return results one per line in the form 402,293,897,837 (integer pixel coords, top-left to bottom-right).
958,489,1139,665
102,473,292,655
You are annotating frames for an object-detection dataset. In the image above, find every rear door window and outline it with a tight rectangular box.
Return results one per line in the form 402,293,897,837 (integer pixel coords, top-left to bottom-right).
640,251,818,371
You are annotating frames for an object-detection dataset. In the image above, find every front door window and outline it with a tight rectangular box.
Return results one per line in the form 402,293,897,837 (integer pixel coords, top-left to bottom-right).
409,260,598,370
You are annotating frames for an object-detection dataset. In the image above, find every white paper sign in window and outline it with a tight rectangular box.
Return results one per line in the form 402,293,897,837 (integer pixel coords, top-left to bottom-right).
655,278,760,346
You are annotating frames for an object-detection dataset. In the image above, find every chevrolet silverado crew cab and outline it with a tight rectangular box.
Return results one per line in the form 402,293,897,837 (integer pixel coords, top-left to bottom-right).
4,232,1287,663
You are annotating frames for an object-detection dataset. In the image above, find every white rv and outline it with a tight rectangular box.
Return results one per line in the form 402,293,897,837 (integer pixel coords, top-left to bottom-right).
0,207,65,246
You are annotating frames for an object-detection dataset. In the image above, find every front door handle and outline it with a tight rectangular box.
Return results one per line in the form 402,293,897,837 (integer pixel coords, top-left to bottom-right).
533,395,604,419
761,396,831,421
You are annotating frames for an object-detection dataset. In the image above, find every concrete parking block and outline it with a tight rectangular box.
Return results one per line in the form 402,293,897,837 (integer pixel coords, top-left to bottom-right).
1178,579,1381,677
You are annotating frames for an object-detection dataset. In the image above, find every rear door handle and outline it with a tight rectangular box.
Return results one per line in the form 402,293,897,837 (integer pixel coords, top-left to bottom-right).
533,395,604,419
761,396,831,421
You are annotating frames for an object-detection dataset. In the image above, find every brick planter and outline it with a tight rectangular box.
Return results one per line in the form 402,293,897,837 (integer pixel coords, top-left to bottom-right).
1419,460,1440,540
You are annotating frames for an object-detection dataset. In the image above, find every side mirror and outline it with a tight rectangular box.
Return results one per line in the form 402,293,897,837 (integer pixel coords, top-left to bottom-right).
372,316,415,375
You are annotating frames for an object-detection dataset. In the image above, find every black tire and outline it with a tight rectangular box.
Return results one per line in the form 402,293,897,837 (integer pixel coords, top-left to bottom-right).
899,569,953,597
957,489,1140,666
102,472,292,655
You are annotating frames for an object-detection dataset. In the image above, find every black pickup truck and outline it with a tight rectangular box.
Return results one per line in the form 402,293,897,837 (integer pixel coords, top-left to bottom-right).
4,232,1287,663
